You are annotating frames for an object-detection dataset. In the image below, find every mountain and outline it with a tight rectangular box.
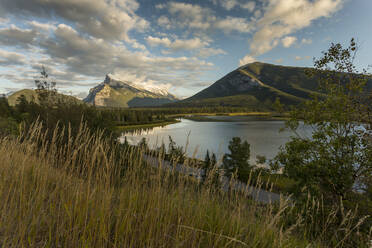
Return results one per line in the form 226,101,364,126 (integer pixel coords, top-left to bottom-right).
7,89,82,106
172,62,372,110
84,75,178,107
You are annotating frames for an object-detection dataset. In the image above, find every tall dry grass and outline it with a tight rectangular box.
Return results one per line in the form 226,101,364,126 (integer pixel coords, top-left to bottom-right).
0,122,369,247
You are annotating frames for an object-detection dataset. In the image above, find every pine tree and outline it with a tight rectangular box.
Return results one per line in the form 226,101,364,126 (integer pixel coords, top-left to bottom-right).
211,153,217,167
204,150,211,169
222,137,251,181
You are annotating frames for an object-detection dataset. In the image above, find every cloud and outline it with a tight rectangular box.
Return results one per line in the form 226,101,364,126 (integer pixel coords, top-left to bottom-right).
31,23,212,92
0,25,37,48
0,0,149,42
146,35,226,57
249,0,343,55
0,49,26,65
157,16,172,29
212,0,256,11
198,47,226,58
215,17,253,33
275,58,283,63
281,36,297,48
167,2,214,30
239,55,256,66
241,2,256,12
146,36,172,47
160,2,253,33
27,21,57,32
301,38,312,44
295,55,311,61
217,0,238,10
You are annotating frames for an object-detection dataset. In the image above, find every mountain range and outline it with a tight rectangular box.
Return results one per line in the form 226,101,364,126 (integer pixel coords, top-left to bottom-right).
6,62,372,109
83,75,178,107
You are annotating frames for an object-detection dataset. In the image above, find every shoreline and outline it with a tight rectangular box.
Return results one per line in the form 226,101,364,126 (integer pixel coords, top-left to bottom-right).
114,112,290,131
114,120,181,131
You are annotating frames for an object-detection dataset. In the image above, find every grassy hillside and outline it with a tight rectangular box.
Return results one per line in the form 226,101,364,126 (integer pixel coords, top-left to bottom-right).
0,123,315,247
174,62,372,109
8,89,82,106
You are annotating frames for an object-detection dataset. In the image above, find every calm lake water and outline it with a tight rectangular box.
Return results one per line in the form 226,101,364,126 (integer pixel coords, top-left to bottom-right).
120,116,313,164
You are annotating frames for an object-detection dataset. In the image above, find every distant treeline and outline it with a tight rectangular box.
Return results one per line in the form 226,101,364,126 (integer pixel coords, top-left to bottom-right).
0,93,260,138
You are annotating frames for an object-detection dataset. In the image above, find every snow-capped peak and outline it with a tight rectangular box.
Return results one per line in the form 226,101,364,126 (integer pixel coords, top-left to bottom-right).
104,74,175,98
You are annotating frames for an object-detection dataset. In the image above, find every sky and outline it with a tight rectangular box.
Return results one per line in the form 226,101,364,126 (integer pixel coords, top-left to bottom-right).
0,0,371,99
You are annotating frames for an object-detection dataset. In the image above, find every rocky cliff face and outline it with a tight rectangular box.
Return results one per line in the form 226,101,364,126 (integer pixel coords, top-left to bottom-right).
84,75,178,107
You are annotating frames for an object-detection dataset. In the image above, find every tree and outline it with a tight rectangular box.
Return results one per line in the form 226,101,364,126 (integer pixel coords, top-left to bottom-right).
211,153,217,169
275,39,372,202
204,150,211,169
35,66,57,106
15,95,29,113
138,137,148,151
168,136,184,163
122,136,129,147
222,137,251,181
255,155,266,165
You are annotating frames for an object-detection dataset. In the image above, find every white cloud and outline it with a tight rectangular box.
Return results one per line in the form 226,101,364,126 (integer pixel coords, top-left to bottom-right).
212,0,256,11
198,47,227,58
250,0,344,55
239,55,256,66
27,21,57,31
275,58,283,63
295,55,311,61
0,21,214,95
146,36,225,57
170,38,208,51
215,17,253,33
161,2,252,33
157,16,172,29
167,2,214,30
241,2,256,12
0,49,26,65
147,36,208,52
281,36,297,48
301,38,312,44
254,9,262,18
146,36,172,47
0,25,37,48
220,0,238,10
130,41,147,51
0,0,149,42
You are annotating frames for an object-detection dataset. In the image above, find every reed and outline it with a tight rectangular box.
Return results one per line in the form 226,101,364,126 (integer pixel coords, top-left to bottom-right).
0,121,368,247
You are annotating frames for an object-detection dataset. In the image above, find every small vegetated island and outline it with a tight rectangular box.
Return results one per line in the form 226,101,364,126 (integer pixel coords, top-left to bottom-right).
0,40,371,247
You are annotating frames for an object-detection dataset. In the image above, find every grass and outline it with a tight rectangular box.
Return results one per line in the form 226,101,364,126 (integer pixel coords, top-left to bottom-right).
0,122,369,247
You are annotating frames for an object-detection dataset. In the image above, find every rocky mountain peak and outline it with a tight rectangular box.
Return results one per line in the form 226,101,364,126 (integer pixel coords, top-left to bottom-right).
102,74,133,89
84,75,178,107
104,74,113,84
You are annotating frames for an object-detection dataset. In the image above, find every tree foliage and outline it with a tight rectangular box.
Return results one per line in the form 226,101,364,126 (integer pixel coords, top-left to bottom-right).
222,137,251,181
276,39,372,200
274,39,372,241
34,66,57,107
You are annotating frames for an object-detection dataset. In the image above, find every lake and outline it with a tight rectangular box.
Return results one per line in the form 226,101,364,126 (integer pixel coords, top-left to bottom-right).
119,116,313,164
